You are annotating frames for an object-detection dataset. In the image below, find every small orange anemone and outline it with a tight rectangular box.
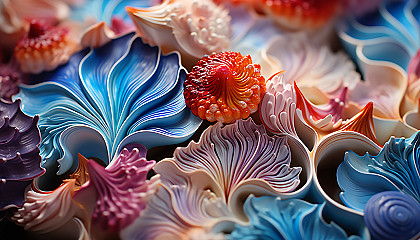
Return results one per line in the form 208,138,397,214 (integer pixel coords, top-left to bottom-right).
14,21,77,74
184,51,266,123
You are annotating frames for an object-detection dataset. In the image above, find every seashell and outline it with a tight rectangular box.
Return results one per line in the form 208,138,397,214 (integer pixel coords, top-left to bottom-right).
11,179,87,233
312,131,381,216
228,195,362,239
127,0,231,68
0,99,45,210
15,33,202,176
337,132,420,212
347,59,406,119
260,72,299,137
0,59,27,100
155,118,311,220
80,21,116,49
74,148,160,234
121,168,233,240
14,21,79,74
338,0,419,118
295,82,347,133
184,51,266,123
407,50,420,104
69,153,90,191
261,34,361,96
364,191,420,240
259,72,318,150
338,102,380,146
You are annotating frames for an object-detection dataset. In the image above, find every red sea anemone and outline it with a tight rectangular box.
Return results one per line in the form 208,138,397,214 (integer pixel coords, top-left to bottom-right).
184,51,266,123
14,21,78,74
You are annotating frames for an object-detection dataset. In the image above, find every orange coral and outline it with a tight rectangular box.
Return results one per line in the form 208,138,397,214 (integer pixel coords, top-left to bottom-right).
184,52,266,123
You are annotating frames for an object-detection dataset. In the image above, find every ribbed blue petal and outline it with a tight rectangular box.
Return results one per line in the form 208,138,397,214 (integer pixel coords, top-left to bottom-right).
228,196,361,240
15,33,201,176
337,132,420,211
339,0,420,70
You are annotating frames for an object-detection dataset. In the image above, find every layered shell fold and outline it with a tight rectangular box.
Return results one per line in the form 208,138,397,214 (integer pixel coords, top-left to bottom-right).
15,33,202,177
337,131,420,212
13,147,159,239
228,195,362,240
123,118,312,239
127,0,231,67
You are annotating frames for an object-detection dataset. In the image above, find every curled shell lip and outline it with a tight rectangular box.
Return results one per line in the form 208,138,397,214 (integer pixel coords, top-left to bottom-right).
74,148,159,234
154,118,310,221
336,132,420,213
11,179,86,233
312,131,381,216
127,0,231,68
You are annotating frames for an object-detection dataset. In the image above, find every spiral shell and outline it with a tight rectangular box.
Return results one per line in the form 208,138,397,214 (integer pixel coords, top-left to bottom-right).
364,191,420,240
184,51,266,123
0,99,45,210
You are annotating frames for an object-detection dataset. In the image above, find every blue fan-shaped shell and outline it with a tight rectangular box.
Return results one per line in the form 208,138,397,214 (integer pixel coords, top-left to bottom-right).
337,131,420,212
339,0,420,72
228,195,361,240
15,33,201,175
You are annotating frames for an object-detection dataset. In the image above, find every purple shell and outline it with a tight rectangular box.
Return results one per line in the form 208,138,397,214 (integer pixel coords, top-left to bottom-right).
0,99,44,210
0,60,26,100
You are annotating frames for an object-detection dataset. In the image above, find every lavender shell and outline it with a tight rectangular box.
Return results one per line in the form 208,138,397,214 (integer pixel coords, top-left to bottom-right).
364,191,420,240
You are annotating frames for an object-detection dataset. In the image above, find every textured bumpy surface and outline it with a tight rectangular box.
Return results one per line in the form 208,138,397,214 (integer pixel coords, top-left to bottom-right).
184,52,266,123
75,148,160,233
0,99,44,210
14,21,77,74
